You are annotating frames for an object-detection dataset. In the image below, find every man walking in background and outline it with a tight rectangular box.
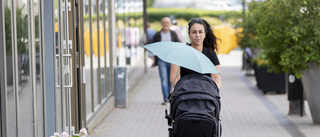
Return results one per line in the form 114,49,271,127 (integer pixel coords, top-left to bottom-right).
151,17,180,105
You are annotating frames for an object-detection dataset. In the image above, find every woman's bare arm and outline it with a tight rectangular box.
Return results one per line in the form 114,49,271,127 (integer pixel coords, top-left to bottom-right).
170,64,180,87
211,65,221,89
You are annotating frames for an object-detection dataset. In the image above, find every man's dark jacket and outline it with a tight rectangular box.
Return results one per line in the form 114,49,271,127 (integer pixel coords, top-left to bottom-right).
151,30,180,43
150,30,180,65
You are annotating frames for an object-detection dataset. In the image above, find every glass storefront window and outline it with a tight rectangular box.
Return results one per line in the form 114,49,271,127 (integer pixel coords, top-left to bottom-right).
53,0,63,132
34,0,44,136
105,0,111,97
4,1,17,136
84,0,93,117
92,0,100,109
16,0,32,136
116,0,126,66
2,0,142,136
99,0,106,100
4,0,46,136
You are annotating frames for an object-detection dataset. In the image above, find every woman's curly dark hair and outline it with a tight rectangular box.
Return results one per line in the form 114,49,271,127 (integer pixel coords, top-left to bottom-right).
188,18,220,52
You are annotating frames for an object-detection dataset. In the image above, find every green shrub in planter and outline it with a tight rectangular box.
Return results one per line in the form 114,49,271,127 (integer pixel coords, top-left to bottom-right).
251,55,269,68
253,0,320,78
253,0,320,123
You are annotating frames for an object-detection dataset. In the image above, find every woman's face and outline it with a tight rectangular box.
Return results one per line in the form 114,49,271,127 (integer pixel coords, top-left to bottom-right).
188,23,206,46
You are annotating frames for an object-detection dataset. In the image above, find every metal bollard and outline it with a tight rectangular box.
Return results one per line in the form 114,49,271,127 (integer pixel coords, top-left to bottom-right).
114,67,127,108
287,73,305,116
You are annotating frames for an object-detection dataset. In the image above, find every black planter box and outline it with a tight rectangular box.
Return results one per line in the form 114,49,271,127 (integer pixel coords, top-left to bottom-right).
253,65,286,94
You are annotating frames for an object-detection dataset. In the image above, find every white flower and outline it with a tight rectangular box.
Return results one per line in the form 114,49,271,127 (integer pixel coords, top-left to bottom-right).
52,128,88,137
60,132,69,137
54,132,60,137
79,128,88,136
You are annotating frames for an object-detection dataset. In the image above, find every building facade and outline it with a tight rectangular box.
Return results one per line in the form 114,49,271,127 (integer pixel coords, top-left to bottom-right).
0,0,146,136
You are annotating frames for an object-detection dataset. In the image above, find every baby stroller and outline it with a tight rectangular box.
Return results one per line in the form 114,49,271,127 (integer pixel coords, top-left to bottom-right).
165,74,221,137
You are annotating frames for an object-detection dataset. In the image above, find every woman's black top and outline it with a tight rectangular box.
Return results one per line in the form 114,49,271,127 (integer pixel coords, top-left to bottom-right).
180,46,220,78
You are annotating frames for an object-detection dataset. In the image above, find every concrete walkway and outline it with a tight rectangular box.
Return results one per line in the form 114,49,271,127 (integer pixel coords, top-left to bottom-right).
90,50,320,137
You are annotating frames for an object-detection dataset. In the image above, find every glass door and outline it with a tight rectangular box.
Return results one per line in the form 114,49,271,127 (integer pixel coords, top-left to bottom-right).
54,0,75,135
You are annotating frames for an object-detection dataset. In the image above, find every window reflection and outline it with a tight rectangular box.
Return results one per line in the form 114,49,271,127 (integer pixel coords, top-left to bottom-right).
84,0,93,117
92,0,100,110
4,0,46,136
34,0,44,136
99,0,106,100
16,0,33,136
116,0,144,67
4,1,17,136
53,0,63,133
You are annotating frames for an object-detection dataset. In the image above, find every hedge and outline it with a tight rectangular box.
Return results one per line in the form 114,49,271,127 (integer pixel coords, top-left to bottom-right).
147,8,242,22
75,8,241,23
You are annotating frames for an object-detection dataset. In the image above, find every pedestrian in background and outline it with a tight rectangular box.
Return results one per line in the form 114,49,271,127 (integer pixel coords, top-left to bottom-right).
146,23,157,66
151,17,180,105
125,23,134,64
147,23,156,44
170,18,222,89
170,19,183,43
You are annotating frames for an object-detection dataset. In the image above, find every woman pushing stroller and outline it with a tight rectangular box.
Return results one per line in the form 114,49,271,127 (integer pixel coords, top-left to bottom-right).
166,18,222,137
170,18,221,88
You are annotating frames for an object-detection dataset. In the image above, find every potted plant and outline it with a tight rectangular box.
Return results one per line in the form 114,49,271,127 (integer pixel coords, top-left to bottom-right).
253,0,320,123
251,54,286,94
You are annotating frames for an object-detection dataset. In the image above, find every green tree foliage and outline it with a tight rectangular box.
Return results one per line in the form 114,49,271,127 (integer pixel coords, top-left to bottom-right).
237,2,261,49
253,0,320,77
5,8,12,54
5,6,28,54
147,0,155,8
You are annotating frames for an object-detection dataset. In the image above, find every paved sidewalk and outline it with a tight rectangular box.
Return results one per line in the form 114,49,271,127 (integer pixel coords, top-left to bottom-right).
90,50,320,137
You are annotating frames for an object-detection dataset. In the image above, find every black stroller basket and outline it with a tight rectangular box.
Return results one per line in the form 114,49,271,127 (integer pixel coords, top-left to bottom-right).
165,74,221,137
